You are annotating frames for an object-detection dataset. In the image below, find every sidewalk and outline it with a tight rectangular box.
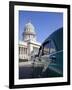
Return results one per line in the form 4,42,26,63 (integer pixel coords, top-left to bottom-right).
19,61,44,67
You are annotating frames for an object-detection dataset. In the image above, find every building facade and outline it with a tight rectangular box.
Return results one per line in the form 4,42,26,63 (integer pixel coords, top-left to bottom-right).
19,21,41,61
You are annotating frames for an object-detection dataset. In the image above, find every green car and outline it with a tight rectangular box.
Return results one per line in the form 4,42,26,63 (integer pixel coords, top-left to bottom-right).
34,27,63,77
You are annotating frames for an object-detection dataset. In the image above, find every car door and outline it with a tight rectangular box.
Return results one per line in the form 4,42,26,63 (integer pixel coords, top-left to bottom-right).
41,39,63,76
40,40,56,72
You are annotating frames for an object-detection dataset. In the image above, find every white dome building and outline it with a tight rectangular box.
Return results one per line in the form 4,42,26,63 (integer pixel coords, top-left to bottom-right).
23,22,36,41
19,21,41,61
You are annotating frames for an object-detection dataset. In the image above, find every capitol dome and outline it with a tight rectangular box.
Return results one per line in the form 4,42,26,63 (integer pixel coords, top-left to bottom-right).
23,21,36,41
24,22,36,35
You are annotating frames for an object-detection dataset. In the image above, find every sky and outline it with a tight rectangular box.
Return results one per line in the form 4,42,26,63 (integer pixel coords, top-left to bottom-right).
19,10,63,44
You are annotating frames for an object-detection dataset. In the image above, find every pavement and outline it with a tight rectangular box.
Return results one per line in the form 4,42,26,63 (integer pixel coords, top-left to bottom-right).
19,61,44,67
19,61,63,79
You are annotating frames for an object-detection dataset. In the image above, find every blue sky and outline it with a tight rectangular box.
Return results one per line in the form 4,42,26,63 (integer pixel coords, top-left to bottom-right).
19,10,63,44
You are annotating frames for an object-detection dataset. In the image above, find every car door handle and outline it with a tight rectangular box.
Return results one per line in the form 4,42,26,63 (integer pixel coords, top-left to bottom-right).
49,56,56,63
50,56,56,60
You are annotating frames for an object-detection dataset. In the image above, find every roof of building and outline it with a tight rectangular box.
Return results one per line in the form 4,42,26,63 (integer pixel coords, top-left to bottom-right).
24,22,36,35
19,41,27,46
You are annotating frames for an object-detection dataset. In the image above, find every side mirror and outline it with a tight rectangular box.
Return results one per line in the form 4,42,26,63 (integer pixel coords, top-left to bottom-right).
50,55,56,59
35,54,39,57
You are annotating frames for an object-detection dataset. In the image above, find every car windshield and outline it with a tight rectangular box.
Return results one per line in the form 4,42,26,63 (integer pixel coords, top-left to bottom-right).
43,40,56,55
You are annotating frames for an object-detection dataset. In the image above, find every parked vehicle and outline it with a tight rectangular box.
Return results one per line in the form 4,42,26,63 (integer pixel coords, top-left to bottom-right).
33,27,63,77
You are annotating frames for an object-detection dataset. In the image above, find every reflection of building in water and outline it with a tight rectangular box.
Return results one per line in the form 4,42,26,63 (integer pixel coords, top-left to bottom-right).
19,21,41,61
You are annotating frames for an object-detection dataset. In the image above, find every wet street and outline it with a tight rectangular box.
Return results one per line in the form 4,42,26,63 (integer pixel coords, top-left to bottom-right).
19,63,62,79
19,66,42,79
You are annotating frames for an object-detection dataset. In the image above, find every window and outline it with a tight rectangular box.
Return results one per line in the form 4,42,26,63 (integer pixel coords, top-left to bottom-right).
25,48,27,54
33,47,39,54
43,40,56,55
50,40,56,53
24,48,26,54
19,47,20,54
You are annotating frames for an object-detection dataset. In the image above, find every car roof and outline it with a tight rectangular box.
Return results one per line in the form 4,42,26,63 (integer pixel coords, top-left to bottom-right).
42,27,63,51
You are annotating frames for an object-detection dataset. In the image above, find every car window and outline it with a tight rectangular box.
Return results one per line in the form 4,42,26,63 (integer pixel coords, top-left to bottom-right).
43,40,56,55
